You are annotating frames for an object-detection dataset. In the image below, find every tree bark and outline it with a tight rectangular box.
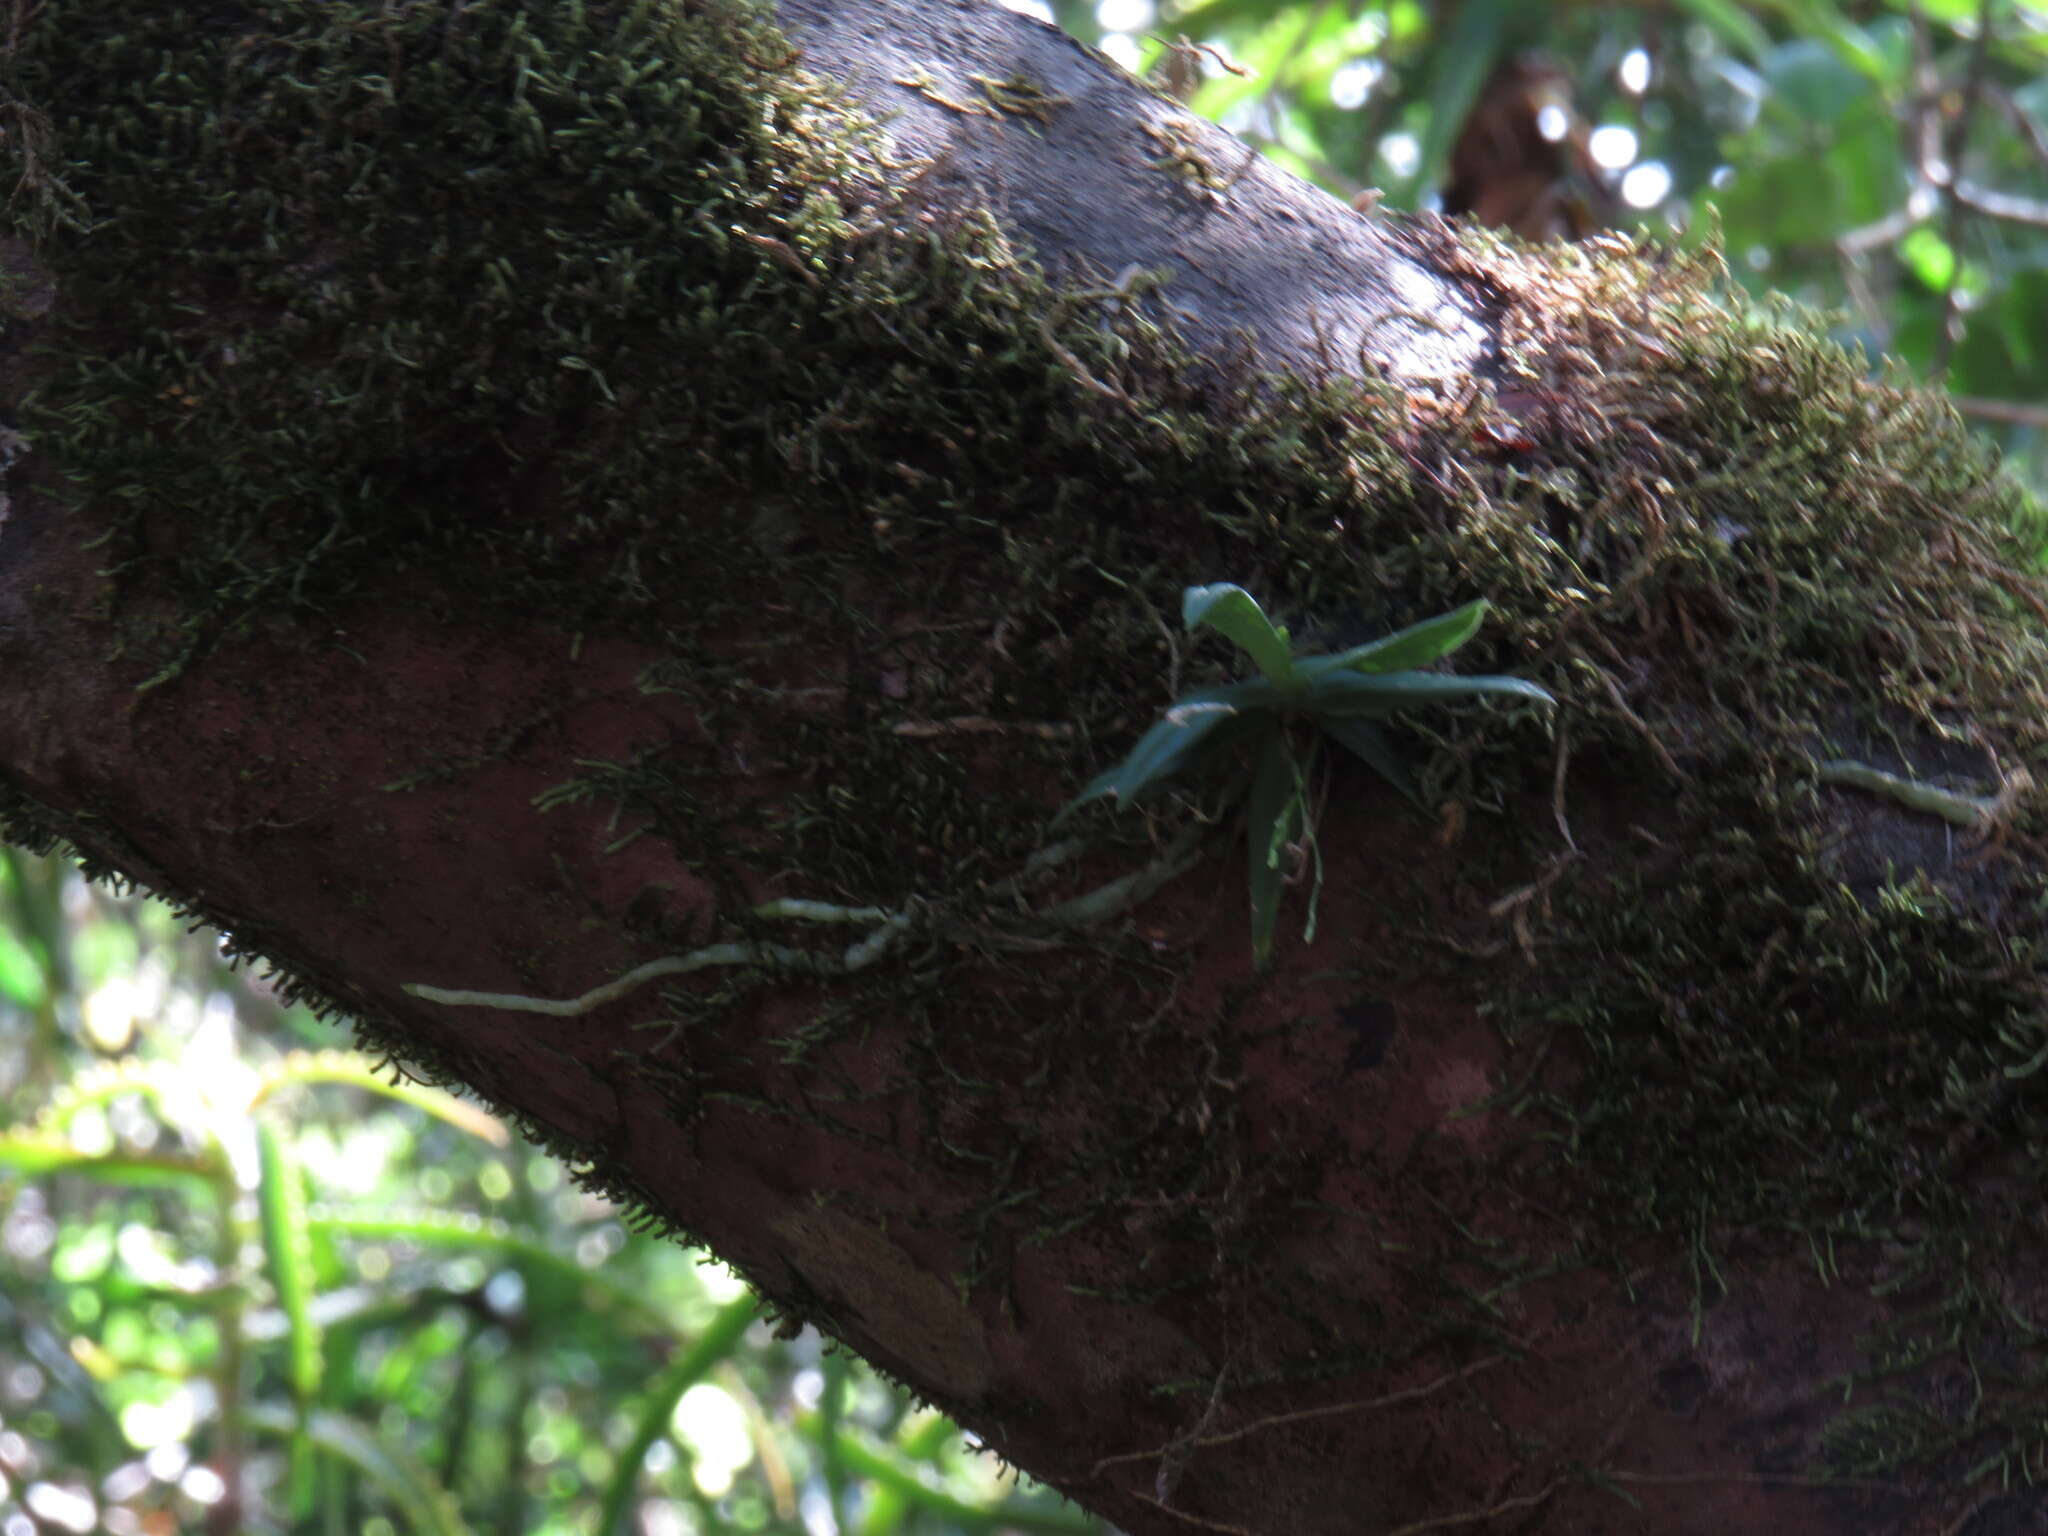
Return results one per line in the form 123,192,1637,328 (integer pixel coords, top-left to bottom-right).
771,0,1489,385
2,2,2045,1533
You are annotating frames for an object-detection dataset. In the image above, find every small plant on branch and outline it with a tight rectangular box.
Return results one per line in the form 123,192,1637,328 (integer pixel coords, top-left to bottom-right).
1062,584,1553,964
406,588,1550,1015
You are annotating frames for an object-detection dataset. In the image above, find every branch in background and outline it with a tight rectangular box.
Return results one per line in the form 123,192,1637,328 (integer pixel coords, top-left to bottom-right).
1949,396,2048,430
1836,175,2048,259
1836,185,1938,258
1929,0,1999,378
1952,179,2048,230
1988,84,2048,172
1840,4,2047,378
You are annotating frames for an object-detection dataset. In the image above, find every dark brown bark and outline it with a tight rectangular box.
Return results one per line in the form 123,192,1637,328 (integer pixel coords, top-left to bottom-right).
774,0,1489,384
1,3,2042,1534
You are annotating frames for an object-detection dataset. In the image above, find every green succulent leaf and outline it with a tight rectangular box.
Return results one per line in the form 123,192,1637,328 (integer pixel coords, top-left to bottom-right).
1182,583,1301,688
1245,731,1307,966
1304,670,1555,716
1292,599,1490,679
1057,679,1279,819
1318,716,1421,804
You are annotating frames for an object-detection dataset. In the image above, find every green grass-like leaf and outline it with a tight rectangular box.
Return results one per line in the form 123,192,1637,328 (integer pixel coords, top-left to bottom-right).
246,1405,475,1536
804,1412,1102,1534
252,1050,508,1146
596,1294,758,1536
255,1118,323,1409
254,1120,326,1526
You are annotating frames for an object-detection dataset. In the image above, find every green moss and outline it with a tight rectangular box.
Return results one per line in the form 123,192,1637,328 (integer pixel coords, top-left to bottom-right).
6,0,2048,1493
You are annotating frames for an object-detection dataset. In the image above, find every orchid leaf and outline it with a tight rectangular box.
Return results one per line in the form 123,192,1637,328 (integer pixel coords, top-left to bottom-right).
1067,584,1553,968
1182,584,1300,688
1292,599,1490,679
1057,680,1278,820
1304,670,1555,715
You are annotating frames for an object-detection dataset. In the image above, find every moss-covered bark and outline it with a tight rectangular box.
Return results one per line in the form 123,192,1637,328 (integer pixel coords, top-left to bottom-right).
1,2,2046,1531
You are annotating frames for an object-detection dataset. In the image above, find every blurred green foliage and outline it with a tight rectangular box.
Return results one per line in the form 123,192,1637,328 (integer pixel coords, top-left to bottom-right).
0,851,1104,1536
1041,0,2048,489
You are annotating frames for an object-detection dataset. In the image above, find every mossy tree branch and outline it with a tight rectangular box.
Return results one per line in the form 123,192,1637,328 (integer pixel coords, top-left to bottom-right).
0,3,2045,1535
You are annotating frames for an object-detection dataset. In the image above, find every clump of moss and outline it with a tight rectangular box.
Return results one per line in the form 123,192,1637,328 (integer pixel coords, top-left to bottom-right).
14,0,872,670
